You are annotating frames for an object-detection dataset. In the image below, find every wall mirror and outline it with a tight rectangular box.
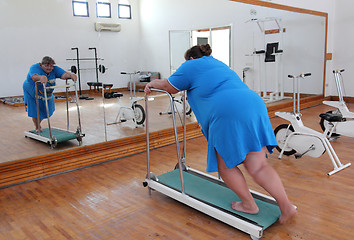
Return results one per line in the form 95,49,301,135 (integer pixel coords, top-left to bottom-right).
1,0,328,164
166,0,327,104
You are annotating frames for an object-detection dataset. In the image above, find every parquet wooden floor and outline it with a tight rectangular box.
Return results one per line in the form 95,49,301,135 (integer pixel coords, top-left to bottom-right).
0,102,353,239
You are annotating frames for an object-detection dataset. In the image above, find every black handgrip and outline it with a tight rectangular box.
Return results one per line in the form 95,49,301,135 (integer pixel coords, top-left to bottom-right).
288,75,294,78
333,69,345,73
254,50,265,54
303,73,311,77
120,71,140,74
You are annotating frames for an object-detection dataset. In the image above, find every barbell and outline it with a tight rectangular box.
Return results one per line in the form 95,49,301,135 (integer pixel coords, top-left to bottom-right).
70,65,106,74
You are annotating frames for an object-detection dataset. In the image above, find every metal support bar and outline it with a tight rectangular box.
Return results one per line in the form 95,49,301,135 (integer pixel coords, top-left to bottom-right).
89,47,99,83
146,88,185,194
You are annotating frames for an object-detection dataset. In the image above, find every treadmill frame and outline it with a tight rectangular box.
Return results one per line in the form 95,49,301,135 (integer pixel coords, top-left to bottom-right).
24,80,84,148
144,89,280,240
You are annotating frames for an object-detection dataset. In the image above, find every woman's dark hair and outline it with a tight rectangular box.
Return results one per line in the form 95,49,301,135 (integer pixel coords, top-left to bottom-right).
41,56,55,65
184,44,212,60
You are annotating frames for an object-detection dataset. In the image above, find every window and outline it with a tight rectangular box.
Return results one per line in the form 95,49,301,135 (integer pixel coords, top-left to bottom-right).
118,4,131,19
72,1,89,17
97,2,111,18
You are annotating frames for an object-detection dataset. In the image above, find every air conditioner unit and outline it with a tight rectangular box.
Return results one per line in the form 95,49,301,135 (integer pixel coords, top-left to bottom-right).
95,22,121,32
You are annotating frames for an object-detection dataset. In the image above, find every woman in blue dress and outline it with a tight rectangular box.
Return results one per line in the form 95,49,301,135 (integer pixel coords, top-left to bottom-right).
23,56,77,132
144,44,296,224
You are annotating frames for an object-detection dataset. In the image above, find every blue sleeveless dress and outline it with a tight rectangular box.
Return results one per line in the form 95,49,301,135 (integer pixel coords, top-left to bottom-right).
168,56,277,172
23,63,66,119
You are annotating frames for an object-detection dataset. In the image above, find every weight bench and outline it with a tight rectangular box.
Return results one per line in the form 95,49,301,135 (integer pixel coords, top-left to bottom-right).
87,82,103,92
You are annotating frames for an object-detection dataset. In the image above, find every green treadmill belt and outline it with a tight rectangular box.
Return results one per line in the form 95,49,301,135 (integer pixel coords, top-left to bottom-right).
157,169,281,229
29,128,77,142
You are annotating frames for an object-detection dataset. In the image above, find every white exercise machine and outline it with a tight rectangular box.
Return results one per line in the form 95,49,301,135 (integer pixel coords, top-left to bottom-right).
246,17,287,103
24,80,85,148
159,93,192,117
273,73,351,176
104,71,145,139
319,69,354,140
143,88,284,240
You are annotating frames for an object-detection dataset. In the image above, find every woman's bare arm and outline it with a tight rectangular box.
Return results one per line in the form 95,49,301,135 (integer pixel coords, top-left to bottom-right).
144,79,179,94
61,72,77,82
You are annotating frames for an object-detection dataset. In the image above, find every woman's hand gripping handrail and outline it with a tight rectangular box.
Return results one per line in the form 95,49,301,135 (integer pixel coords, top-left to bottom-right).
42,78,77,90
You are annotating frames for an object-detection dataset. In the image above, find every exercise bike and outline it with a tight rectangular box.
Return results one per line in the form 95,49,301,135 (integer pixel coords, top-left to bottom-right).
319,69,354,140
109,71,145,127
273,72,351,176
159,93,192,117
102,71,145,140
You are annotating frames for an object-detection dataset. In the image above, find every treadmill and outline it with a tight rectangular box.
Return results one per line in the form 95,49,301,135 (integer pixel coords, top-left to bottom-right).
24,80,85,148
143,89,282,240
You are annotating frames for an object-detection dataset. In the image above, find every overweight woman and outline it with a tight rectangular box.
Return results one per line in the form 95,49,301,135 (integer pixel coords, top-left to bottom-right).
144,44,296,224
23,56,77,132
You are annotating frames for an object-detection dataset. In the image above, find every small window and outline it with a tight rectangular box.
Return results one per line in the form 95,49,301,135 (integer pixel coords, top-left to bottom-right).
97,2,111,18
73,1,89,17
118,4,131,19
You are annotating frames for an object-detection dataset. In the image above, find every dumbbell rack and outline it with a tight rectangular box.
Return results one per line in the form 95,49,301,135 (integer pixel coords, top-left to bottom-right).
67,47,106,99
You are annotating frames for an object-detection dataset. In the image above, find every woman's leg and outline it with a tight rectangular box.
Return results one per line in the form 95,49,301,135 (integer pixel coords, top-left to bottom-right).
32,118,42,132
216,151,259,214
243,147,297,223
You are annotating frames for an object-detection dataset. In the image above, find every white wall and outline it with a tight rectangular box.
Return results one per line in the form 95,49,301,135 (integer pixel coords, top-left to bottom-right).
0,0,352,98
0,0,142,98
331,0,354,97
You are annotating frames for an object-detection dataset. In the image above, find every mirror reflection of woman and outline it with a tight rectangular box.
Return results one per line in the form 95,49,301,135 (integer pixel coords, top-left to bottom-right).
23,56,77,132
144,44,296,224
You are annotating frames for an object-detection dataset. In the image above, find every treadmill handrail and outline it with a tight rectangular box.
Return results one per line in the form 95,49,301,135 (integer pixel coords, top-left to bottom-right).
43,80,82,133
145,88,185,194
45,84,74,89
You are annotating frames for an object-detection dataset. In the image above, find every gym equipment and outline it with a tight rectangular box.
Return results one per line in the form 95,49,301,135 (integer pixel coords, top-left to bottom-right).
104,72,145,140
67,47,105,100
1,95,73,107
70,64,106,74
0,96,24,106
102,84,123,141
319,69,354,140
24,80,85,148
273,72,350,176
159,93,192,117
70,48,83,96
86,47,103,93
87,81,103,93
143,88,284,240
102,84,114,99
246,18,287,103
89,47,101,84
134,71,161,92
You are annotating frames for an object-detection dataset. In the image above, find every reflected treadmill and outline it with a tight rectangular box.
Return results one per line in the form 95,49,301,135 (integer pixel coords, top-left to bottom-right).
24,80,85,148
